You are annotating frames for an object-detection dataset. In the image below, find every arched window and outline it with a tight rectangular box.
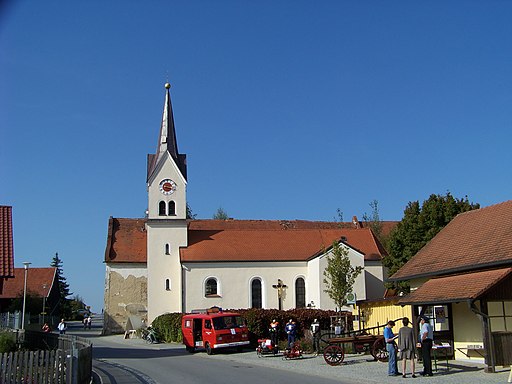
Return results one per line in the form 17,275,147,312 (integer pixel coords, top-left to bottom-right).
158,201,167,216
169,201,176,216
251,279,262,309
205,278,218,296
165,279,171,291
295,277,306,308
165,244,170,255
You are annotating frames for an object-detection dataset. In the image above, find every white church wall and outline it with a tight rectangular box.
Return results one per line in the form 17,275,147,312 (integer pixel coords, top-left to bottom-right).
182,261,307,312
306,257,321,308
316,245,366,310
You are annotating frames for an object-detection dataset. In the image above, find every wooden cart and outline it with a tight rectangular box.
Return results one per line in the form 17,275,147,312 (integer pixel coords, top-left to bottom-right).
321,318,403,366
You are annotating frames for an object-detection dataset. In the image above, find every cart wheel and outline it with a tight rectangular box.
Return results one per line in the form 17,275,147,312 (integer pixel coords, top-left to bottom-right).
319,331,335,350
205,342,214,355
323,344,344,366
372,337,388,362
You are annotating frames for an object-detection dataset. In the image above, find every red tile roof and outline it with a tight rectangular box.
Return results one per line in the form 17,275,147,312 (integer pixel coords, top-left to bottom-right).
390,200,512,281
0,267,57,299
104,217,147,263
0,206,15,278
104,218,390,263
397,267,512,305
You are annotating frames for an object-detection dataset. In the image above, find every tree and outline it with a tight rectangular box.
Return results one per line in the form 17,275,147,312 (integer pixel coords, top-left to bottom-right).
7,290,42,315
213,207,229,220
384,192,479,292
186,203,197,219
323,241,363,309
362,199,384,243
51,252,72,318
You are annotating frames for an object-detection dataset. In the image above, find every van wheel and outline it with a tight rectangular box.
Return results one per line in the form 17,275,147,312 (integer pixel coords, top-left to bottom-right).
205,342,213,355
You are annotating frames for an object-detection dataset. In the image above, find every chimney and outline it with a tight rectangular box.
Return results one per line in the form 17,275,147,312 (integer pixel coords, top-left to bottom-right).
352,216,361,229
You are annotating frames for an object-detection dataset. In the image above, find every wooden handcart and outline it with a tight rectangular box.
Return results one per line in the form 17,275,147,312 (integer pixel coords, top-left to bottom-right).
321,318,403,366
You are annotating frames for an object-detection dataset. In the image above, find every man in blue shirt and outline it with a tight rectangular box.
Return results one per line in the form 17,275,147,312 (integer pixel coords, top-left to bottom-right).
419,315,434,376
384,320,399,376
285,319,297,348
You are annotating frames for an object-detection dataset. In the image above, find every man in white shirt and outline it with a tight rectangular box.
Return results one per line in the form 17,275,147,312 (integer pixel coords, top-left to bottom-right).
419,316,434,376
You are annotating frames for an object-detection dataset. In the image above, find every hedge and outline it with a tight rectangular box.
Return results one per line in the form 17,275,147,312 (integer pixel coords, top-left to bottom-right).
152,308,352,344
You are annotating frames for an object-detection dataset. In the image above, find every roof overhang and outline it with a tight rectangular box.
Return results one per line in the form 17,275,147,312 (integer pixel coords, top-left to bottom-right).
397,267,512,306
389,260,512,282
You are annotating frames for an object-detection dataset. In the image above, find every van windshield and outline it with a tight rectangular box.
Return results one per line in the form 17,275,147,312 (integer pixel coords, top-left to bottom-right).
212,315,244,330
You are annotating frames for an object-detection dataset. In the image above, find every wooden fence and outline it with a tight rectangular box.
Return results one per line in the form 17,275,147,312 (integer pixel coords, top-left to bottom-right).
0,331,92,384
0,349,67,383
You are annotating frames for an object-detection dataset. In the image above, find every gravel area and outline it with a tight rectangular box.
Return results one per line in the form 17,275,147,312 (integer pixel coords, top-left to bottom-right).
195,347,511,384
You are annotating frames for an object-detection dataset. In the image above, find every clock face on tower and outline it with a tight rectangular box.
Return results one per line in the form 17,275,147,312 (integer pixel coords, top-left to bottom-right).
159,179,177,195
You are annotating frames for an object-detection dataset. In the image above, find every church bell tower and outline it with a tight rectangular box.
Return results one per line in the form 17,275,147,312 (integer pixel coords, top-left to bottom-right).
145,83,188,321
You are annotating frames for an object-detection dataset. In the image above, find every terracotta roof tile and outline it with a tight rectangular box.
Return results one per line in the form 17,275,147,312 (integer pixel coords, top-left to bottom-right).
391,200,512,281
0,206,15,278
0,267,56,299
104,217,147,263
104,218,390,263
181,226,384,262
397,267,512,305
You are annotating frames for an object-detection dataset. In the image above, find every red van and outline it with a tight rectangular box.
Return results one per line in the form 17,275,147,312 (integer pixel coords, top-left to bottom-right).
182,308,250,355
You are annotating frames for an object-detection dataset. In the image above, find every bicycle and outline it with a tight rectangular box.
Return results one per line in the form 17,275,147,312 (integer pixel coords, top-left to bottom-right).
141,327,159,344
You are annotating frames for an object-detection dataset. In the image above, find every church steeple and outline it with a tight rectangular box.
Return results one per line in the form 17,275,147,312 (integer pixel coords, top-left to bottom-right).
147,83,187,182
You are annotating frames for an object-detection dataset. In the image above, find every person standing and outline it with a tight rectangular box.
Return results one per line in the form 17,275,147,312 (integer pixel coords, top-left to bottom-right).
419,315,434,376
86,315,92,330
269,319,279,354
310,318,320,354
285,319,297,348
384,320,399,376
398,317,416,378
58,319,67,335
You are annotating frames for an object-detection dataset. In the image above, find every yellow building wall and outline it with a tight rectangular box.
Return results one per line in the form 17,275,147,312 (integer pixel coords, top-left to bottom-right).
452,302,485,362
356,300,413,334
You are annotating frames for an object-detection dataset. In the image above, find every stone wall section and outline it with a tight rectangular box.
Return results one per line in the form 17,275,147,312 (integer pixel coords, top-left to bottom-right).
103,268,147,335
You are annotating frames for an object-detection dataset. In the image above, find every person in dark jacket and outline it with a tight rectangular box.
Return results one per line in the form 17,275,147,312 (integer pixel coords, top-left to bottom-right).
398,317,416,378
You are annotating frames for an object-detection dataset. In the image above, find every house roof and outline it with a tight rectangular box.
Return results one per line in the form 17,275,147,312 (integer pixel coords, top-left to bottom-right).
0,267,57,299
104,218,392,263
0,206,15,278
390,200,512,281
397,267,512,305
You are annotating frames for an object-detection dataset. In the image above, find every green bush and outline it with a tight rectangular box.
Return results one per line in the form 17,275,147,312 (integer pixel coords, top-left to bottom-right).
0,331,16,353
152,313,183,343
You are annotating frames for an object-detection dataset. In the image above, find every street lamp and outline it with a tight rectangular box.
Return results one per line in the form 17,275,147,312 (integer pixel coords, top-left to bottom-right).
21,262,31,330
42,284,47,325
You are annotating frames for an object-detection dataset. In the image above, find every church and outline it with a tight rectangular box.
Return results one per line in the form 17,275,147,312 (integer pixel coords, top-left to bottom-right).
103,84,391,334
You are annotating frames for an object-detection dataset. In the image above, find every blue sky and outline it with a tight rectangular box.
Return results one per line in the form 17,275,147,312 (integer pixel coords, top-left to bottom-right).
1,1,511,313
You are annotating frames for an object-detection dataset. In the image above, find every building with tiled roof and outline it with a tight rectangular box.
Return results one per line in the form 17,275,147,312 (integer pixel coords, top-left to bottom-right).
103,84,394,334
389,200,512,372
0,206,15,295
0,267,59,315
